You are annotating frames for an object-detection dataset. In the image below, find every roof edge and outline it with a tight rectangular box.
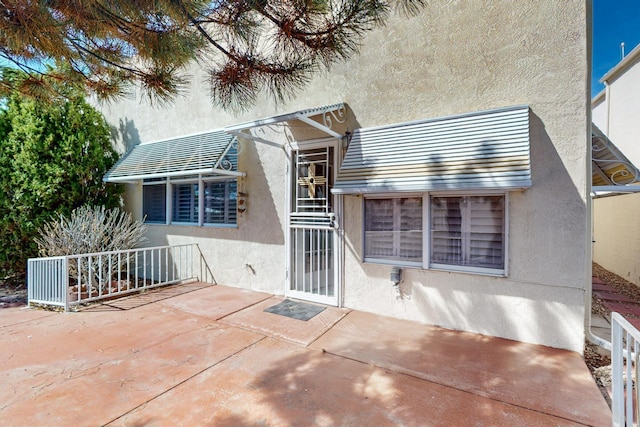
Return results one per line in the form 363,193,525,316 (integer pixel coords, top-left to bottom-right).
599,42,640,84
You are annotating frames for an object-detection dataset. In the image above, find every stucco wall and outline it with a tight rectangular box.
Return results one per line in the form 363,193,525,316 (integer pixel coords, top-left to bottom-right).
592,47,640,285
99,1,591,351
592,51,640,165
593,193,640,285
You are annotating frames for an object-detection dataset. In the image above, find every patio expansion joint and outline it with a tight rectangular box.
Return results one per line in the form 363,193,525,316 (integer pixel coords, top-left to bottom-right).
317,348,595,426
0,310,57,330
101,335,269,427
213,295,275,321
304,310,352,348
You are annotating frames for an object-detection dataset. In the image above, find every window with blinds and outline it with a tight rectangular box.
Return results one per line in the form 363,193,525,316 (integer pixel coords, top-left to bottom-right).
363,194,506,274
143,183,166,223
143,178,238,226
430,195,505,271
364,197,423,264
172,183,199,223
204,180,237,225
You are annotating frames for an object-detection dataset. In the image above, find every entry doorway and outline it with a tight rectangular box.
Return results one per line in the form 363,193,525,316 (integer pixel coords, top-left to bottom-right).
286,140,341,306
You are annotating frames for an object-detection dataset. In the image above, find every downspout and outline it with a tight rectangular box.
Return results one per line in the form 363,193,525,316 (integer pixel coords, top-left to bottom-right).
585,2,612,350
586,193,612,351
586,124,612,351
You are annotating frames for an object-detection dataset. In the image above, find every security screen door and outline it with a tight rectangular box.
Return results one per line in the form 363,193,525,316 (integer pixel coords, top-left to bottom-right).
287,143,339,305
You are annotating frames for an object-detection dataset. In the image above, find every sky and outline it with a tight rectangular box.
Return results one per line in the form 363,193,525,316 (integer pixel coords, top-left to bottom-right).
592,0,640,96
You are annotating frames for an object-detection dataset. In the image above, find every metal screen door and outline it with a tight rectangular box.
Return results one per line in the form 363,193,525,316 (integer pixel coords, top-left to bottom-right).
287,144,338,305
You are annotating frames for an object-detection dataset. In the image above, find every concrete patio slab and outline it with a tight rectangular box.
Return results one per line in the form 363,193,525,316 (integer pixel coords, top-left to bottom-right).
0,283,611,426
309,310,611,427
1,323,263,426
107,337,588,427
156,282,273,320
220,296,350,346
0,305,55,328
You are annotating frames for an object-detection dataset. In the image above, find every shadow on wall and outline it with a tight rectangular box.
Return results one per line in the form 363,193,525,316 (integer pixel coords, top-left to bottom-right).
339,108,586,349
109,117,141,154
406,110,586,349
107,115,285,246
140,136,285,246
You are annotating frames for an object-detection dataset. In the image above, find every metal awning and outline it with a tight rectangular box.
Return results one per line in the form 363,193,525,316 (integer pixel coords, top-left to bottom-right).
225,103,346,147
104,130,244,183
592,124,640,196
332,105,531,194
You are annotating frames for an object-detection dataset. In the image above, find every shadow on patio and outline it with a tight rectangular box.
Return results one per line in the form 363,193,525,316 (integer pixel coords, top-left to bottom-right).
0,283,610,426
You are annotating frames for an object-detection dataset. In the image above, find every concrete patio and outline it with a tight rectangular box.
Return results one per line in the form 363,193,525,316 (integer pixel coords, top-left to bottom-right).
1,282,610,426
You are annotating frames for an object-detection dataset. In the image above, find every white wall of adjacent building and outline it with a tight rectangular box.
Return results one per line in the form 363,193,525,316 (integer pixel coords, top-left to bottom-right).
592,43,640,286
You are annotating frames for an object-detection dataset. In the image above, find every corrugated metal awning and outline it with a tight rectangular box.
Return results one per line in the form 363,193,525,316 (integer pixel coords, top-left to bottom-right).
592,124,640,193
333,105,531,194
225,103,346,147
104,130,244,183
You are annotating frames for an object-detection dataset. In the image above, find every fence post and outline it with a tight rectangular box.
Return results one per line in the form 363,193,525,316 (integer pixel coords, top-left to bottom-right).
63,257,69,312
612,313,624,427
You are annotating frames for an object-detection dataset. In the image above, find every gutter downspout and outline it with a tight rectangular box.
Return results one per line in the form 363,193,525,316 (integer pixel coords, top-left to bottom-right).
586,128,612,351
587,3,612,348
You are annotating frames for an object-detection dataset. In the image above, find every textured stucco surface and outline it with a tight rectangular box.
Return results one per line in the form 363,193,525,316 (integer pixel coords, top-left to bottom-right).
592,52,640,165
99,1,591,351
593,193,640,286
592,48,640,285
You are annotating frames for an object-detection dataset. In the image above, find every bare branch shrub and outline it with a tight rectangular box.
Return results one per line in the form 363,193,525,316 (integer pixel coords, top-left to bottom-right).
35,205,146,289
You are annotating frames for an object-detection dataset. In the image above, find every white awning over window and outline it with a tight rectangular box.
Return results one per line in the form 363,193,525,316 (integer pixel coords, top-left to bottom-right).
104,130,244,183
332,105,531,194
592,124,640,195
225,103,346,147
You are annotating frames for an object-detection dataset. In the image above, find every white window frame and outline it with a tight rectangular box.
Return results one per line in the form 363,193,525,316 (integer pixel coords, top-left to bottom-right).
142,180,168,224
362,194,425,268
362,191,508,276
142,175,238,228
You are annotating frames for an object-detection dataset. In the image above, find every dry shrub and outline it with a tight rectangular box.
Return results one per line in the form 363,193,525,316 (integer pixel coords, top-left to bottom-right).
35,205,146,288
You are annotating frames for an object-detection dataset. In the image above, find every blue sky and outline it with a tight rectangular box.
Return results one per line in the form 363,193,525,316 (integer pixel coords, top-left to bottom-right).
592,0,640,95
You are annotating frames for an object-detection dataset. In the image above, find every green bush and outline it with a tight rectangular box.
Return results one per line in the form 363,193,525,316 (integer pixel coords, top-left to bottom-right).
0,85,122,278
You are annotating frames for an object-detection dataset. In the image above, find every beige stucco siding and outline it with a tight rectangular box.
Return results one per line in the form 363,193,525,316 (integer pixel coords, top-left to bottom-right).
100,1,590,352
592,54,640,166
593,193,640,285
592,46,640,285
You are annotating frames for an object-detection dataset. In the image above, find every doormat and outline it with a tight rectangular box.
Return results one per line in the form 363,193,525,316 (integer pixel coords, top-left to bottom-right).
264,299,326,321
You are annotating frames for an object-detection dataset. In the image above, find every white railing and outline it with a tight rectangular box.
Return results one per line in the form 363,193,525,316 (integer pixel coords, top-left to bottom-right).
612,312,640,427
27,244,215,311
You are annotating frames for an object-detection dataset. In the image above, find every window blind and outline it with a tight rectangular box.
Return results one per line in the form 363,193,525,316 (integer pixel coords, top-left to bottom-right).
143,184,166,223
204,180,237,225
364,197,422,263
172,183,199,223
430,196,504,269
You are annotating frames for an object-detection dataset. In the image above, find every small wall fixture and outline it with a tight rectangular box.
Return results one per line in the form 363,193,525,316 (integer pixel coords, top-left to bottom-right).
390,266,403,285
237,192,248,214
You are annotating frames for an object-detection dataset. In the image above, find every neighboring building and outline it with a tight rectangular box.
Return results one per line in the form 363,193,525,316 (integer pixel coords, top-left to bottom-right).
592,43,640,285
101,1,591,352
